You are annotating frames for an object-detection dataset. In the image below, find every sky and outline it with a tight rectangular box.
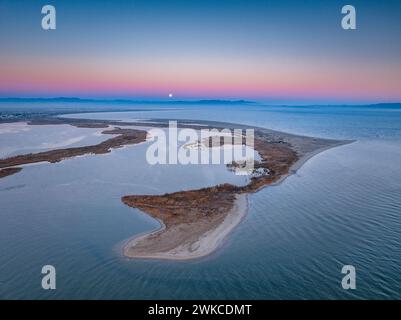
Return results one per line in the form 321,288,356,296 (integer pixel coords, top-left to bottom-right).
0,0,400,104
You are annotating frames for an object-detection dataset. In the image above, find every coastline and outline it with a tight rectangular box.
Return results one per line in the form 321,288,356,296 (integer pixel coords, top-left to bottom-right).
0,116,353,261
0,126,148,178
123,194,248,261
122,139,353,261
269,140,355,188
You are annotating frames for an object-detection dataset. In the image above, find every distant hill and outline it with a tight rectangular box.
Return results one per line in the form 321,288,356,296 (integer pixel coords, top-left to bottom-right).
0,97,255,105
362,103,401,108
1,98,400,108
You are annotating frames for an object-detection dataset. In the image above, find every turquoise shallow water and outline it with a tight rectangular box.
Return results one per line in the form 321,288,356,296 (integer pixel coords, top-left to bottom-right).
0,103,401,299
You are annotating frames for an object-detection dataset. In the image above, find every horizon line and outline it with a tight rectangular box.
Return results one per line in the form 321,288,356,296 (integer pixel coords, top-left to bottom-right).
0,96,401,107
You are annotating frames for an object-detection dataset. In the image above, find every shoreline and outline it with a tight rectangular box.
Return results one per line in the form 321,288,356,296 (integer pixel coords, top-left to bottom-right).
0,126,148,178
0,116,353,261
122,136,353,261
123,194,248,261
269,140,354,188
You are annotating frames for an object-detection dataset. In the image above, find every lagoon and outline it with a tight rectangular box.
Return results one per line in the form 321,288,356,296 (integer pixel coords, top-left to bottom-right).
0,102,401,299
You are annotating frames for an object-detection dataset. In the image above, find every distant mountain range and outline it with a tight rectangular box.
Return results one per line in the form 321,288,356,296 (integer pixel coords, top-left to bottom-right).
0,97,255,105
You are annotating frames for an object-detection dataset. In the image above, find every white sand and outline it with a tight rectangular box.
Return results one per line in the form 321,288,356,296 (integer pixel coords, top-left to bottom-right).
124,194,248,261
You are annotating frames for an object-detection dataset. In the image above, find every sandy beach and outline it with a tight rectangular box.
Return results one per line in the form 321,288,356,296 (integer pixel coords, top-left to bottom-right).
121,119,353,261
122,142,351,261
0,116,352,261
123,194,248,260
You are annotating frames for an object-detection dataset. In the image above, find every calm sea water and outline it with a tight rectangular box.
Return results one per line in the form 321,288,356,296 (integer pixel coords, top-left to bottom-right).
0,102,400,299
0,122,110,158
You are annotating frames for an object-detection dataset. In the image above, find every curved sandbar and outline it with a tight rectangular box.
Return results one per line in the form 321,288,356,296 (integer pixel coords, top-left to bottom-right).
0,127,147,178
0,116,352,260
123,188,247,260
121,118,352,260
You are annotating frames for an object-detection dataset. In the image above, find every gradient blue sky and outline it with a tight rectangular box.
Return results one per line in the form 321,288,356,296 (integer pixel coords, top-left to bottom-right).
0,0,400,103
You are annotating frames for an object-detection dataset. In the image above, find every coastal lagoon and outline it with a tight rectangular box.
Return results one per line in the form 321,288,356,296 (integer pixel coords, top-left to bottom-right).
0,122,111,158
1,102,401,299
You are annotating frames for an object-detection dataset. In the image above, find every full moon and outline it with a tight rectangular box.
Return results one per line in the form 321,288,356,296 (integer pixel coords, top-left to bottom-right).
168,93,173,98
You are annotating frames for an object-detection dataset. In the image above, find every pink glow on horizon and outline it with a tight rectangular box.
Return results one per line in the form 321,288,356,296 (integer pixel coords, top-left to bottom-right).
1,55,400,102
